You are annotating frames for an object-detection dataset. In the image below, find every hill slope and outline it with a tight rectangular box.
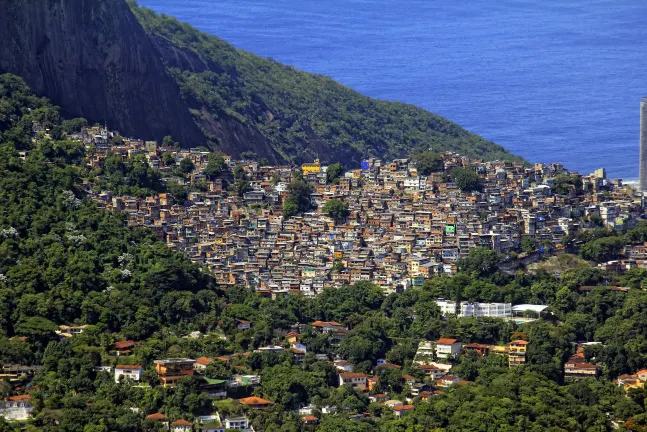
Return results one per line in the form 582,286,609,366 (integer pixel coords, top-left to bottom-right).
131,2,524,165
0,0,524,165
0,74,218,341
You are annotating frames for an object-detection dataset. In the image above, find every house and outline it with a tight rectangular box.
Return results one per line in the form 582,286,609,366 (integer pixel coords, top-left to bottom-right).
416,363,450,379
564,362,600,379
564,354,600,379
463,343,491,356
392,404,415,418
0,395,33,420
311,321,347,334
369,393,389,403
197,377,228,398
403,374,416,386
508,340,529,367
292,348,306,363
196,413,251,432
154,358,195,386
238,396,273,409
171,419,193,432
333,360,354,372
109,340,138,356
195,357,214,370
236,319,251,330
302,415,318,425
145,413,169,428
435,338,462,360
617,374,645,391
339,372,368,390
223,415,252,431
286,332,300,344
438,375,461,387
114,365,143,383
410,383,432,397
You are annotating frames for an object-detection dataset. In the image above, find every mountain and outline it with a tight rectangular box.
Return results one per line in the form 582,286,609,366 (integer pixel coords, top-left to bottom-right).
0,0,204,146
0,0,524,165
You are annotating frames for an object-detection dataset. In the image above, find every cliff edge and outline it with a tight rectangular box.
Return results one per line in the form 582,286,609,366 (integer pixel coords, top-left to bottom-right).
0,0,204,145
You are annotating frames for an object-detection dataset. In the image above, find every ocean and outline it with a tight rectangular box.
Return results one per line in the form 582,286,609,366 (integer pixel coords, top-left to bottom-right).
138,0,647,179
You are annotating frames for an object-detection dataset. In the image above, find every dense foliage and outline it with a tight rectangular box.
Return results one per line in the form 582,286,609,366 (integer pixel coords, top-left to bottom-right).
128,2,524,165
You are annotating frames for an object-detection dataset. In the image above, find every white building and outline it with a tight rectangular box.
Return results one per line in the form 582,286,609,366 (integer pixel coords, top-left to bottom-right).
114,365,143,383
435,299,512,318
413,341,436,364
435,338,462,360
339,372,367,390
0,397,33,420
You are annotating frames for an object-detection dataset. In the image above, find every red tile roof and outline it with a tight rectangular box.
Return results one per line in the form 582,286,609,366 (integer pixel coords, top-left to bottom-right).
7,395,30,401
238,396,273,405
340,372,367,379
436,338,458,345
171,419,193,426
392,404,415,411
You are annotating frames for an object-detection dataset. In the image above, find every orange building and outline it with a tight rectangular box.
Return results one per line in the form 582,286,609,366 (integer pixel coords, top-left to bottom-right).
154,358,195,386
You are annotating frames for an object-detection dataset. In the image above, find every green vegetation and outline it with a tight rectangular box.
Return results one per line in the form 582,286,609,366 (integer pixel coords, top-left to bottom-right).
412,151,444,175
203,154,225,178
325,163,344,183
322,199,349,220
128,2,525,164
283,179,314,216
451,166,482,192
95,152,164,197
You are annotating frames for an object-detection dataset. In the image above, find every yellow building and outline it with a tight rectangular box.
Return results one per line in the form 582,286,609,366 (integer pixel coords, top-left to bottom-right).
301,159,321,174
508,340,528,367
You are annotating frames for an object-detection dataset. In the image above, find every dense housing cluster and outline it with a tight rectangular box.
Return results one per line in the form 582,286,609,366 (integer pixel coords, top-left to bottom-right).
82,128,641,297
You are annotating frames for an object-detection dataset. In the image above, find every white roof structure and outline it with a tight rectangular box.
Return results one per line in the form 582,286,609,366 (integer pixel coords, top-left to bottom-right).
512,304,549,313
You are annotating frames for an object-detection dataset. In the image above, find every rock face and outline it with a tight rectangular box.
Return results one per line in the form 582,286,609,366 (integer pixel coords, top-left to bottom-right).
0,0,204,146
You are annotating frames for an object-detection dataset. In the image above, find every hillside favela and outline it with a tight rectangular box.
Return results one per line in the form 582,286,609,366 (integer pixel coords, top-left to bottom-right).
2,1,647,432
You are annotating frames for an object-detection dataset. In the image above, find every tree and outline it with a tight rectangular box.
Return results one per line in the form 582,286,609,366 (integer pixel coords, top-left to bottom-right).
161,152,176,167
162,135,179,148
452,167,481,192
204,154,225,178
284,179,313,214
110,135,124,146
231,180,251,197
521,237,537,254
412,151,443,175
322,199,349,220
579,236,625,262
233,165,247,180
205,361,233,380
167,182,189,204
180,157,195,174
326,163,344,183
552,174,581,195
458,248,501,277
283,201,298,218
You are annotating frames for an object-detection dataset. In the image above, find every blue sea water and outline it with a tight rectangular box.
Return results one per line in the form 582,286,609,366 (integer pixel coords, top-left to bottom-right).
139,0,647,179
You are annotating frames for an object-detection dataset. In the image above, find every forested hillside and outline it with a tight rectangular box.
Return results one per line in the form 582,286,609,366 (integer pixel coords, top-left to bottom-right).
129,1,524,165
3,73,647,431
0,74,219,342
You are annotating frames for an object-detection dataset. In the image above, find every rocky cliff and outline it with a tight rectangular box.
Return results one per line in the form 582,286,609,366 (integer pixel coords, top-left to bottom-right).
0,0,204,146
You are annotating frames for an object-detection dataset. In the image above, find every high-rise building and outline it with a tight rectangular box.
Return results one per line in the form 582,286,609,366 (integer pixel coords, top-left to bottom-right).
640,97,647,190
